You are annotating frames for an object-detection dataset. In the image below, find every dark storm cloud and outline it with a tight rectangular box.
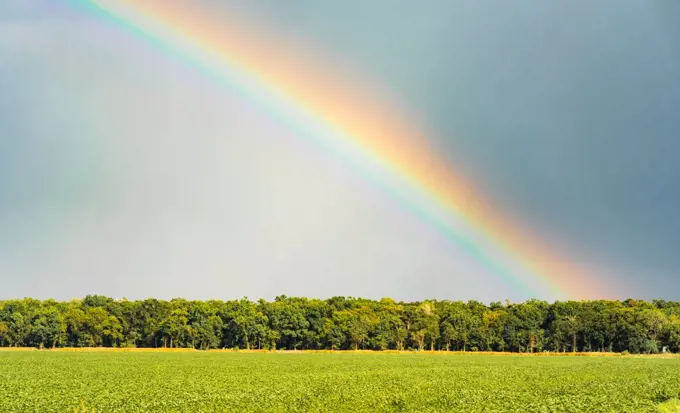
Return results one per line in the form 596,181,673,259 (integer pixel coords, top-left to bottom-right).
1,0,678,300
230,1,680,297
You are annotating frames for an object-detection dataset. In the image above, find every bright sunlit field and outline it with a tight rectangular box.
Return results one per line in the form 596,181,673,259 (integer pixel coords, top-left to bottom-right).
0,351,679,412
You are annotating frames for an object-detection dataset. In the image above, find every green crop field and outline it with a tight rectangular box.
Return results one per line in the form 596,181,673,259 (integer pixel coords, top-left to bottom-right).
0,351,678,412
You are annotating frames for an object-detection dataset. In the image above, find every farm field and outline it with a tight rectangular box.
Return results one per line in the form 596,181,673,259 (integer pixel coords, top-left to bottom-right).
0,351,679,412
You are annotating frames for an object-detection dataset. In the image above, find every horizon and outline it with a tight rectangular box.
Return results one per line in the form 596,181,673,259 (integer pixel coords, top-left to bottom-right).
0,294,673,306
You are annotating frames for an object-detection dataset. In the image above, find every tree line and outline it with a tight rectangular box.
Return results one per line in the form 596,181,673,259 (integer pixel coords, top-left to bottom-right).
0,296,679,353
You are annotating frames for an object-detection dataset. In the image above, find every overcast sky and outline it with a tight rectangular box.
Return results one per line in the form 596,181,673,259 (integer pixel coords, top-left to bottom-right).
1,0,679,302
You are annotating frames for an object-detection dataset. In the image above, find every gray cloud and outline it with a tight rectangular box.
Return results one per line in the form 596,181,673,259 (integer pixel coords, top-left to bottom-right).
1,0,678,300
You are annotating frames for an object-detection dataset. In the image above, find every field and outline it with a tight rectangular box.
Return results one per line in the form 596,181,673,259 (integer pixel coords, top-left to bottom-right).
0,350,679,412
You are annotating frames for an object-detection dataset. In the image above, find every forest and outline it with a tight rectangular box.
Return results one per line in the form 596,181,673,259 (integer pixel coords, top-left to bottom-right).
0,296,679,354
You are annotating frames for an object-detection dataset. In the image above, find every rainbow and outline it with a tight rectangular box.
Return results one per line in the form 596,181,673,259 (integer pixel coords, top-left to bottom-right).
65,0,601,300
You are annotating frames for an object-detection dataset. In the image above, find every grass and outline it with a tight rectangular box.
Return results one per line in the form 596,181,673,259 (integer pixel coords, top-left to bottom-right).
658,399,680,413
0,350,678,412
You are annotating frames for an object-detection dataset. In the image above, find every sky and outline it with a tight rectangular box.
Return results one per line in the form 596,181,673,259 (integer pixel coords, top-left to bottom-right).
1,0,679,302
